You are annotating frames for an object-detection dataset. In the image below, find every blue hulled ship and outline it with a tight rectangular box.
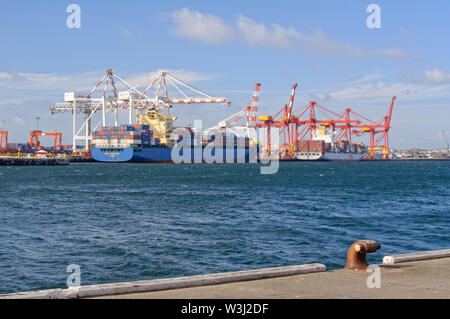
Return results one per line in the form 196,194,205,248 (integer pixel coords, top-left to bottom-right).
91,111,254,163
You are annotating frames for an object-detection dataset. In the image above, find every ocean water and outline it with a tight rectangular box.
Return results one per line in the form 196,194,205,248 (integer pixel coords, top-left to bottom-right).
0,161,448,294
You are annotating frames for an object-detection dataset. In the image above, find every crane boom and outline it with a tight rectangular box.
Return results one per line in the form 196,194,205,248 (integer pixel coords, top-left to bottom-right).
50,68,231,152
287,83,298,119
247,83,261,127
387,96,396,127
442,129,449,151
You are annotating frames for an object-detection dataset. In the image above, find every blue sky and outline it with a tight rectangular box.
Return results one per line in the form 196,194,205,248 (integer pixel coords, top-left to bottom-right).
0,0,449,148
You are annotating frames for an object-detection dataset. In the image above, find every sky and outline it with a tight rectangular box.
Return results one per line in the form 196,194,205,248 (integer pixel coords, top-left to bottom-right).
0,0,449,148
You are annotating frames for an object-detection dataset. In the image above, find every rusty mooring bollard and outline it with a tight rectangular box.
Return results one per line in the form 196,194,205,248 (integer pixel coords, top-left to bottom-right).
345,240,381,270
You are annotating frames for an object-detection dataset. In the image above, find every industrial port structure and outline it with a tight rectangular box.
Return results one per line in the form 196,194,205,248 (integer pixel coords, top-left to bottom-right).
1,68,398,160
253,83,396,159
214,82,395,160
0,131,7,150
30,131,62,150
49,69,229,153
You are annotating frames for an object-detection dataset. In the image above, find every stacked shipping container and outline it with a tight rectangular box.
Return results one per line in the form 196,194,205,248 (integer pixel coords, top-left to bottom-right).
296,139,367,154
201,133,250,148
296,140,325,153
92,124,161,147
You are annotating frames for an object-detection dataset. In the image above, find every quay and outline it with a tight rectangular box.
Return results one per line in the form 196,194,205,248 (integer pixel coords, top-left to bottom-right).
68,156,94,163
0,157,69,166
1,245,449,299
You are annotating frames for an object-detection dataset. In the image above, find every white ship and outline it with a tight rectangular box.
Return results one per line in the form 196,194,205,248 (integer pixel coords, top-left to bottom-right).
295,151,365,161
295,125,366,161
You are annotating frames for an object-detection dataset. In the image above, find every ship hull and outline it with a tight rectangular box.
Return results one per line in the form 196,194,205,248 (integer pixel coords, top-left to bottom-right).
92,146,251,163
91,147,134,162
295,152,364,161
321,152,364,161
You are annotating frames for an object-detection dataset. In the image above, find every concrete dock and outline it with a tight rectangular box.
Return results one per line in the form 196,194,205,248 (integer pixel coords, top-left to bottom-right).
98,258,450,299
1,248,449,299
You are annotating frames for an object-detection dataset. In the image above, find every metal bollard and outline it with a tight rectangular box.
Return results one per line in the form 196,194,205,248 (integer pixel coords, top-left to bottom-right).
345,240,381,270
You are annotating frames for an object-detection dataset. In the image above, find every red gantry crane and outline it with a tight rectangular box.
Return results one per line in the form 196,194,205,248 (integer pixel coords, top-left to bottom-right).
0,131,7,149
256,83,396,160
30,131,62,150
351,96,396,159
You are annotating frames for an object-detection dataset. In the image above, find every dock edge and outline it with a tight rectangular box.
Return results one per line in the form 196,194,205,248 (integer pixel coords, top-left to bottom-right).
0,263,326,299
383,249,450,265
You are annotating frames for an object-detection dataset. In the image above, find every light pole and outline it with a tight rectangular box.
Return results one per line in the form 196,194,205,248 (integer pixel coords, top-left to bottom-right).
36,117,40,131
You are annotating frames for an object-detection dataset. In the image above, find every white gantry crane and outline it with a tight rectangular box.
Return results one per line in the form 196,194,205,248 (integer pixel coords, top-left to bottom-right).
50,69,230,152
442,129,449,153
205,83,261,140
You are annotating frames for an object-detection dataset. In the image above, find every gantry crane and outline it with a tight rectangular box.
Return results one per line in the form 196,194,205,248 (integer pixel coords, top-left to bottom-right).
352,96,396,159
50,68,230,152
30,131,62,149
255,82,396,160
442,129,449,153
0,131,7,149
205,83,261,140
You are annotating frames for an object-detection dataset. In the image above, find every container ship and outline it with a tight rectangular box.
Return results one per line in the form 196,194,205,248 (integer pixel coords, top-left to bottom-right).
91,110,252,163
293,125,366,161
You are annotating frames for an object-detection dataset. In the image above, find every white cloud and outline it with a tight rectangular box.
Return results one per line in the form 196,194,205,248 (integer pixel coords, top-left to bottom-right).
236,17,408,60
296,28,365,58
298,30,407,60
167,8,235,44
12,117,25,125
422,68,450,84
236,15,302,48
169,69,217,83
373,48,409,60
120,26,137,39
164,10,409,60
0,70,101,92
0,70,26,81
301,77,450,104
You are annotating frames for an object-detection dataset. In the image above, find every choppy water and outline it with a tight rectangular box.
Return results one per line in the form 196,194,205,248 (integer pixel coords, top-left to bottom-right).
0,161,449,294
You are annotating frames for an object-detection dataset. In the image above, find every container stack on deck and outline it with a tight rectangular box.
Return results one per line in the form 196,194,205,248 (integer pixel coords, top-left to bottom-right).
92,124,161,148
352,143,367,154
296,140,367,154
297,140,325,153
201,133,251,148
